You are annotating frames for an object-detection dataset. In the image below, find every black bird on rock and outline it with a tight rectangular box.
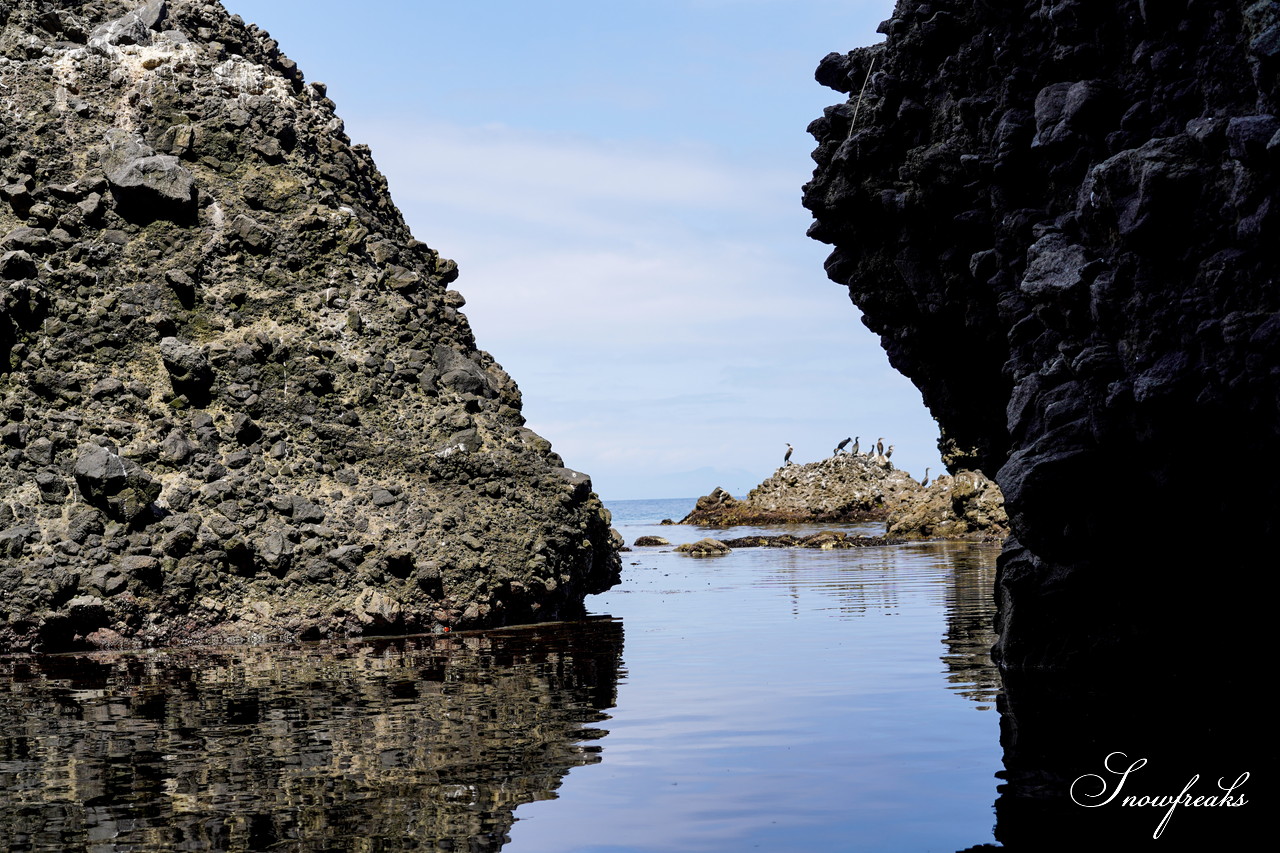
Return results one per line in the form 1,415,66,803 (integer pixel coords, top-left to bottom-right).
784,443,793,465
834,437,852,455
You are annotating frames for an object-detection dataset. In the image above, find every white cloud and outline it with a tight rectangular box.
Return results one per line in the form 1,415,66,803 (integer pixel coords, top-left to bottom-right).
337,117,943,498
358,120,799,243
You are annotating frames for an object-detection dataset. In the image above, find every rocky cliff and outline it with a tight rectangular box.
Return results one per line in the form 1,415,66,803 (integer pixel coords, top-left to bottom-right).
0,0,620,652
804,0,1276,669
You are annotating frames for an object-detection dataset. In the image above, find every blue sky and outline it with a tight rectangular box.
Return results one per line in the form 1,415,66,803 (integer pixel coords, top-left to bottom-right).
223,0,941,500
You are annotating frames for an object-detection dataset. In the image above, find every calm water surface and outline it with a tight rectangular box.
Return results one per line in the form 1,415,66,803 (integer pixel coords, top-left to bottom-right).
0,498,1003,851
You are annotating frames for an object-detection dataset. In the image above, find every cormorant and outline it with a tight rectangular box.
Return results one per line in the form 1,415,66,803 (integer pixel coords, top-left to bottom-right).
885,444,894,460
921,467,931,487
851,436,860,455
835,437,852,455
876,437,885,457
784,443,793,465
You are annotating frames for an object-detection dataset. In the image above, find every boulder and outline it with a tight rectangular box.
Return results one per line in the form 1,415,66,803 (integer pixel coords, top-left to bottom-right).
103,130,196,223
71,445,161,524
886,471,1008,540
674,538,732,555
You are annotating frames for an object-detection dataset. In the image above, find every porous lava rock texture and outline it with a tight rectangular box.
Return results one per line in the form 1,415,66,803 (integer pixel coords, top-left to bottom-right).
886,470,1008,541
804,0,1277,669
0,0,620,652
679,453,922,525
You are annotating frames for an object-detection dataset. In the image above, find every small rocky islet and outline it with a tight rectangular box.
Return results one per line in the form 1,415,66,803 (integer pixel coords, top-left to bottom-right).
649,449,1007,552
0,0,620,653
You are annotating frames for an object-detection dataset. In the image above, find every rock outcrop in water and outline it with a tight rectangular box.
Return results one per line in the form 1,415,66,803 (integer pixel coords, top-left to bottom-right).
0,0,620,652
679,454,1007,539
804,0,1277,669
679,453,922,525
886,470,1008,540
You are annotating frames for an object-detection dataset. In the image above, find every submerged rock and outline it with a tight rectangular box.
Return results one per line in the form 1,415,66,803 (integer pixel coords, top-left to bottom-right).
720,531,903,549
0,0,620,652
674,538,732,556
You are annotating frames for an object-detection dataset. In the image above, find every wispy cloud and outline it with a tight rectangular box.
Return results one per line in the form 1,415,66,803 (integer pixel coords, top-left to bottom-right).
337,117,941,499
359,120,799,242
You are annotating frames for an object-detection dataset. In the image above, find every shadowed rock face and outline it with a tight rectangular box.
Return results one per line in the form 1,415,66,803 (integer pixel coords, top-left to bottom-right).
0,0,620,652
804,0,1277,669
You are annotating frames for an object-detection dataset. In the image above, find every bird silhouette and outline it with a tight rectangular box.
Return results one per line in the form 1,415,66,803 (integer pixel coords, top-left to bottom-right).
784,443,793,465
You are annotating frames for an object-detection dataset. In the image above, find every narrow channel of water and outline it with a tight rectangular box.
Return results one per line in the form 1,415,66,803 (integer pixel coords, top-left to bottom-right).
0,498,1005,851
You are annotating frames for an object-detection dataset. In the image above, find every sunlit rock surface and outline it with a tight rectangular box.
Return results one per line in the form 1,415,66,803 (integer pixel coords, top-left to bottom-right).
0,0,620,652
680,455,1007,540
679,453,922,525
804,0,1277,669
886,470,1007,540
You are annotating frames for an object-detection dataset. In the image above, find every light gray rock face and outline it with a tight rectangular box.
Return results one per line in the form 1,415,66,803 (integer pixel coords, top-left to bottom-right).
885,471,1007,540
0,0,620,652
680,454,924,525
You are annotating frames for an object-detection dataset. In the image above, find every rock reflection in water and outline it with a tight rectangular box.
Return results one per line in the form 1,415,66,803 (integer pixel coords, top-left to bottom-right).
759,539,1001,708
0,618,623,852
936,543,1001,708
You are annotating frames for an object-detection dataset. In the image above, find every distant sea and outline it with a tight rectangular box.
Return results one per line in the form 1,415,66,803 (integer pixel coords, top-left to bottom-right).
508,496,1004,852
602,496,699,527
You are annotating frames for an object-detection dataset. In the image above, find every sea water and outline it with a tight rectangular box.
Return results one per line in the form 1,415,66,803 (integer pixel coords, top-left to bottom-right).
0,497,1004,852
507,498,1002,852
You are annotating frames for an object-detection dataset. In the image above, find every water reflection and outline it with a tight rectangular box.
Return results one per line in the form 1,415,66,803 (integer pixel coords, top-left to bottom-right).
749,537,1001,708
0,619,623,852
937,543,1001,708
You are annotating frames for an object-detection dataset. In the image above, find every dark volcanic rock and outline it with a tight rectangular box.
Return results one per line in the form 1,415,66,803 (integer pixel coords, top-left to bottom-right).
720,531,904,549
804,0,1277,670
0,0,620,652
103,131,198,223
72,443,162,523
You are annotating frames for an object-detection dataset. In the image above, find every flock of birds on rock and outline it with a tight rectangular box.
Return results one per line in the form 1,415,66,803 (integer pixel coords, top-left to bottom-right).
783,436,931,486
